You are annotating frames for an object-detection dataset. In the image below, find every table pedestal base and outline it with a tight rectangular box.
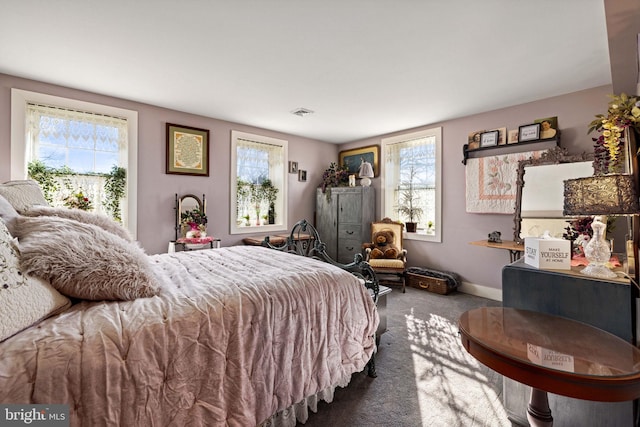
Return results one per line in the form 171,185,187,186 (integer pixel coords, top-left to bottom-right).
527,388,553,427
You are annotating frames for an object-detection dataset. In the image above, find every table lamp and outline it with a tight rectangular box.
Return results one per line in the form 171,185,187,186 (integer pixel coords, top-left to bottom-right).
563,174,640,279
358,160,374,187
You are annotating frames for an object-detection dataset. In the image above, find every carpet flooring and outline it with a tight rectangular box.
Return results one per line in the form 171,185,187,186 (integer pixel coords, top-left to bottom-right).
302,286,513,427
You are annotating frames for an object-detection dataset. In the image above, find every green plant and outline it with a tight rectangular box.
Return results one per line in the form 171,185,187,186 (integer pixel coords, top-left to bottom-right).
396,166,423,224
27,160,59,203
104,166,126,222
260,179,278,224
28,160,126,222
260,179,278,204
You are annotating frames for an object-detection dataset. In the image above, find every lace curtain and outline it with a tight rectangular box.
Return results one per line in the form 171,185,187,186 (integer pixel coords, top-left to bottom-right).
25,103,128,217
384,135,436,226
235,137,284,223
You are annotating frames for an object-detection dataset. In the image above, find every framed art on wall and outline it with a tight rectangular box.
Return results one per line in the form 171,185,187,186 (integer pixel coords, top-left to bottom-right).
339,145,380,177
166,123,210,176
288,161,298,174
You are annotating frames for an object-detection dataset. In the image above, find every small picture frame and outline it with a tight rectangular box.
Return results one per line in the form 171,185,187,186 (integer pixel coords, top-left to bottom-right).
480,130,499,147
518,123,541,142
288,161,298,174
534,116,558,139
298,170,307,182
467,130,486,150
507,129,519,144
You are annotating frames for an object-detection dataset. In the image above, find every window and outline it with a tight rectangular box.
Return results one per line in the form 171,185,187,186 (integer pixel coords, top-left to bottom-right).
381,127,442,242
11,89,138,237
230,130,288,234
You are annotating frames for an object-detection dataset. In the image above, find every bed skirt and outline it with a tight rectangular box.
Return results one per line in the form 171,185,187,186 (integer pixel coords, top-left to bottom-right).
261,384,338,426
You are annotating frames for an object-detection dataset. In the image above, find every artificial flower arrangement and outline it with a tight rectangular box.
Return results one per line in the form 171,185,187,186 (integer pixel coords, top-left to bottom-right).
320,162,350,193
64,190,93,211
180,208,207,237
588,93,640,174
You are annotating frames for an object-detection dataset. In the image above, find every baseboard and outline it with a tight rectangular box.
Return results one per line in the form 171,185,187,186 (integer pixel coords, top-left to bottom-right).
458,281,503,302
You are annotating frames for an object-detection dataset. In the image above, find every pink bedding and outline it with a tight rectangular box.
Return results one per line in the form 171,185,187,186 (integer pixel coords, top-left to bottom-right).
0,246,378,426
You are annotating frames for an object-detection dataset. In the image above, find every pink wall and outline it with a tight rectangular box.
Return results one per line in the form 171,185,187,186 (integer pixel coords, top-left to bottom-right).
340,85,612,293
0,73,614,292
0,73,337,253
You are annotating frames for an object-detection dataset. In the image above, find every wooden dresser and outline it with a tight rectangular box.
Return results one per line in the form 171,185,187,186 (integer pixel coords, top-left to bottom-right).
315,187,375,264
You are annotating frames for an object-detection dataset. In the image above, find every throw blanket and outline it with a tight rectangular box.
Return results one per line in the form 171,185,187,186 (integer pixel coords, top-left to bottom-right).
0,246,378,426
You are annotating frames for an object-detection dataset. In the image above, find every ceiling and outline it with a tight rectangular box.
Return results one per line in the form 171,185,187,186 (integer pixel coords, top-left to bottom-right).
0,1,612,144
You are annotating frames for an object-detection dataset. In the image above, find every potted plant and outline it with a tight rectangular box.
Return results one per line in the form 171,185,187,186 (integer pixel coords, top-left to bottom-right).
396,167,423,232
260,179,278,224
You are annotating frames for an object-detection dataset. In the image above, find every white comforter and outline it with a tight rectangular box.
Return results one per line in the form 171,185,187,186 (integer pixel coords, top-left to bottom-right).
0,246,378,426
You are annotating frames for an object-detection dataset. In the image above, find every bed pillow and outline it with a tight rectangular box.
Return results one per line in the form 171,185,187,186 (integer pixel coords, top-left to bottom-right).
0,180,49,213
0,194,19,236
12,216,160,301
0,219,71,342
23,205,133,242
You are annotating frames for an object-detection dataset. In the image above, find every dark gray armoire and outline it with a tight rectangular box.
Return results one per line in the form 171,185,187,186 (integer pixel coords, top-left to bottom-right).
502,259,637,426
315,187,375,264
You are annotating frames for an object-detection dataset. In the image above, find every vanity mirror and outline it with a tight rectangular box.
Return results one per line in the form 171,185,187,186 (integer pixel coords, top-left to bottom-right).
175,194,206,240
513,147,595,244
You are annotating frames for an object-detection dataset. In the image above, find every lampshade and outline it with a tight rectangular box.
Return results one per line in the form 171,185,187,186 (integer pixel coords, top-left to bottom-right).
563,173,640,279
358,161,374,187
358,161,374,178
563,174,640,216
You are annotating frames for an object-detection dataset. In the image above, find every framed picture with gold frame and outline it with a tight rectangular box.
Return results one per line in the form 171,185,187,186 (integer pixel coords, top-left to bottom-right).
166,123,210,176
339,145,380,177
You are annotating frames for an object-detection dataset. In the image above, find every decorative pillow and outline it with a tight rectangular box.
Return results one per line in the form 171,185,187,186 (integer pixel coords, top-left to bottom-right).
0,219,71,342
0,180,49,213
12,216,160,301
23,205,133,242
0,194,19,236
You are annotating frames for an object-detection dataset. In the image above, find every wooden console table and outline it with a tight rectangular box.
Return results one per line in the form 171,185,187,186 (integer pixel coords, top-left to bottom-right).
459,307,640,426
468,239,524,262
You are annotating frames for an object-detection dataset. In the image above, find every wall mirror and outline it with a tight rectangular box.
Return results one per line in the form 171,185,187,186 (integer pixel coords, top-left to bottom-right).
175,194,206,239
513,147,595,244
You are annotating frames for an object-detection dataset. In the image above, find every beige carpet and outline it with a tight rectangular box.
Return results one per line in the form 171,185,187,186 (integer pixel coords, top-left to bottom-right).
302,286,512,427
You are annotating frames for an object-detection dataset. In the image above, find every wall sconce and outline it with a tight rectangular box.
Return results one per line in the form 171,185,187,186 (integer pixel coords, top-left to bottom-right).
563,174,640,279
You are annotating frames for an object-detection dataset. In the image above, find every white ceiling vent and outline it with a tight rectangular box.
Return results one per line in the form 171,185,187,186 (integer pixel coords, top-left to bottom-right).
291,107,314,117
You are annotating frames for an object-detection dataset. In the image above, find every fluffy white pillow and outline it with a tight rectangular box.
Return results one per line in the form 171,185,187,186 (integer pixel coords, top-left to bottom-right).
0,219,70,342
12,216,160,301
0,180,49,213
23,205,133,242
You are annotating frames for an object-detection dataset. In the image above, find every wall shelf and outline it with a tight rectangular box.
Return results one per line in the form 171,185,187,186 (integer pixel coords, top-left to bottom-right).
462,136,560,165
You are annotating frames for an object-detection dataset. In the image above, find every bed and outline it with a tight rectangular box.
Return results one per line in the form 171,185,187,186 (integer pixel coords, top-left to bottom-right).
0,185,380,427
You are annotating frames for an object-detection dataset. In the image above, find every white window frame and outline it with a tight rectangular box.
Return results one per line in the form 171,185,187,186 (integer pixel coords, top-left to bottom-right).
230,130,288,235
10,89,138,238
381,127,442,242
